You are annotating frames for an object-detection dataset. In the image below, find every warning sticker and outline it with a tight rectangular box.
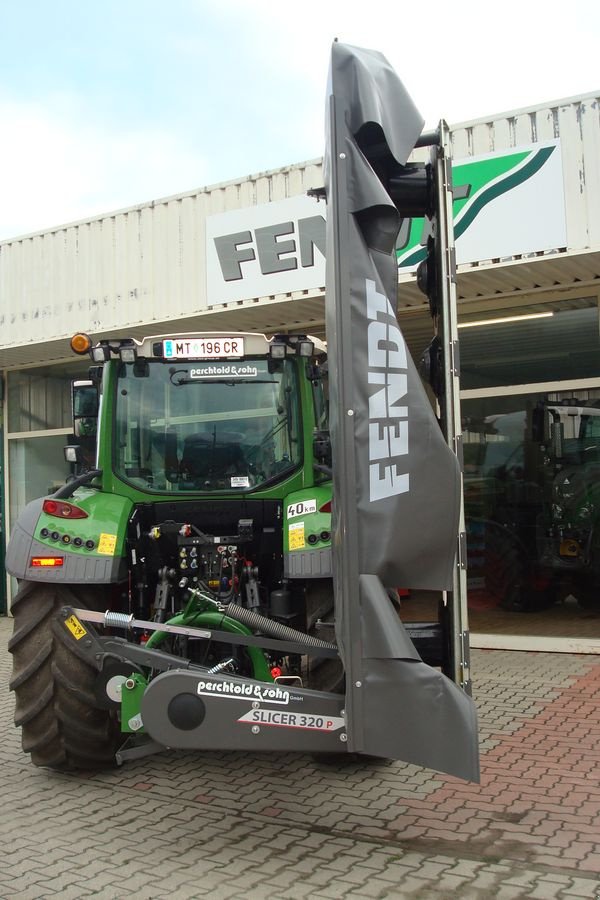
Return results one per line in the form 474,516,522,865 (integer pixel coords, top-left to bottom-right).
97,533,117,555
288,522,305,550
238,709,345,731
64,615,87,641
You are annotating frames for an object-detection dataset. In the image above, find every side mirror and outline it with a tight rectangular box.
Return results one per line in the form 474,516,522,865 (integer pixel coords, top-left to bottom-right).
69,379,99,471
72,379,99,435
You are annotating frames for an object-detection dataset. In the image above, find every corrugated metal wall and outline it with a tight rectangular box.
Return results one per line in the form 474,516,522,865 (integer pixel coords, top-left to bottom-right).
0,93,598,351
0,161,323,350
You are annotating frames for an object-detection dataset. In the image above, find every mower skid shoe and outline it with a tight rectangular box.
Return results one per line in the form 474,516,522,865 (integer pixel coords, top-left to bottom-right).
141,669,348,754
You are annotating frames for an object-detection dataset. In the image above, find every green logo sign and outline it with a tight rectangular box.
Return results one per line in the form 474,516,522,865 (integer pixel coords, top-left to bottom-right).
397,144,558,268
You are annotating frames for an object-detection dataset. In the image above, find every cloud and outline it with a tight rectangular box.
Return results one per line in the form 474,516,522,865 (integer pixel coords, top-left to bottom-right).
2,0,599,241
0,96,205,241
206,0,600,125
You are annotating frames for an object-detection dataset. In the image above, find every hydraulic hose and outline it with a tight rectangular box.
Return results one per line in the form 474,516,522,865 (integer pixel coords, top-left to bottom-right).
144,610,273,681
53,468,102,499
223,602,337,650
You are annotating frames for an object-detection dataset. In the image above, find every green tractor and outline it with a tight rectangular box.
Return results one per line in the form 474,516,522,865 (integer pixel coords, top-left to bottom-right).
7,330,354,768
6,329,458,770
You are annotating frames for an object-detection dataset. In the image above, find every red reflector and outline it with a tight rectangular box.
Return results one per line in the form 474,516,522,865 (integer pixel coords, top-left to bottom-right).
31,557,64,567
42,499,88,519
270,666,282,679
319,500,332,513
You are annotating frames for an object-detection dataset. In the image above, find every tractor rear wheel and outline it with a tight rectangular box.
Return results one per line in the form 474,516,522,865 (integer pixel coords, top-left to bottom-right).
9,581,122,770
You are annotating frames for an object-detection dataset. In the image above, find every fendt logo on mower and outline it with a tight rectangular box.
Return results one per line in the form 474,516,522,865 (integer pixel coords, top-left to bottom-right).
365,279,409,502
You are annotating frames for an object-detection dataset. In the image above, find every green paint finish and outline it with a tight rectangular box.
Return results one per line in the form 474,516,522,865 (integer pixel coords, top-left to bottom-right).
145,612,273,683
19,352,327,590
34,488,133,560
283,483,332,553
95,356,316,504
120,672,148,733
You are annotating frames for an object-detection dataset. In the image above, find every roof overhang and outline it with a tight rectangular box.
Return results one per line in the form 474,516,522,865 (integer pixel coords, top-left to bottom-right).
2,248,599,370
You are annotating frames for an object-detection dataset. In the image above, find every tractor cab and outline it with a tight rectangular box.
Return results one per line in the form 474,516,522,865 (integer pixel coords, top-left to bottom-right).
68,331,329,496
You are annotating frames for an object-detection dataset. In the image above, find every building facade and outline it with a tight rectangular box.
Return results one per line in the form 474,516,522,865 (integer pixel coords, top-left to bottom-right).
1,91,600,652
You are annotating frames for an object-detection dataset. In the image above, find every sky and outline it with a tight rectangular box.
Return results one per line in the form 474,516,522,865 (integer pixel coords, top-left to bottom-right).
1,0,599,241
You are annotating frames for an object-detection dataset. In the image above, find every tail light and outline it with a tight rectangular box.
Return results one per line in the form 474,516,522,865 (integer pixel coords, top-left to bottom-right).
42,499,88,519
31,557,64,568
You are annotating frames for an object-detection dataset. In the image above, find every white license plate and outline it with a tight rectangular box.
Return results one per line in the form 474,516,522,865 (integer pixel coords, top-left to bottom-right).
163,337,245,360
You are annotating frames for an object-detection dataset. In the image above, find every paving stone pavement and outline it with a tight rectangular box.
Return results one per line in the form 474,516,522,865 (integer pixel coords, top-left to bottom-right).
1,614,599,899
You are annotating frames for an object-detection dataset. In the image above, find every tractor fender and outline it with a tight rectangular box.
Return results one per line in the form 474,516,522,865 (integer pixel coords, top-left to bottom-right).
283,484,333,579
6,493,129,584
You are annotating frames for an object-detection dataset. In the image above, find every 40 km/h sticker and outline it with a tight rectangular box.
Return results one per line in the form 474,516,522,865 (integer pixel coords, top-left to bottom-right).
238,709,345,731
287,499,317,519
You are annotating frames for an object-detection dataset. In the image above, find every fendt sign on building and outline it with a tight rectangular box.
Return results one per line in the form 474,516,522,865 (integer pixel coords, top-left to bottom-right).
205,194,327,304
205,139,566,305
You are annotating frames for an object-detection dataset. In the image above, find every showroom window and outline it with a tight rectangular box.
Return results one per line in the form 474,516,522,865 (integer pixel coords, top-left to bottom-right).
459,301,600,390
459,294,600,647
5,360,88,529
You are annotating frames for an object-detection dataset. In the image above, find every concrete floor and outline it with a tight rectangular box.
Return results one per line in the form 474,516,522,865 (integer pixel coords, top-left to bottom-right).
2,615,600,899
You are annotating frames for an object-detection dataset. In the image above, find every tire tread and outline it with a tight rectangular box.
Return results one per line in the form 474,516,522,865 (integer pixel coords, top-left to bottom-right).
9,581,121,770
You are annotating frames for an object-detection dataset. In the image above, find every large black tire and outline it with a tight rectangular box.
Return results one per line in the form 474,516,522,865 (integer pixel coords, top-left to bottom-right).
9,581,122,770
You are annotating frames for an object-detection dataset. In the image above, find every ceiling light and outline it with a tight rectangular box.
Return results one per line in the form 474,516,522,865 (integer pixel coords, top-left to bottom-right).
457,311,554,329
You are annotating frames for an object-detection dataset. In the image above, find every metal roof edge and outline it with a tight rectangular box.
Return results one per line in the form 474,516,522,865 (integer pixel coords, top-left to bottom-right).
0,157,325,247
2,88,599,245
449,90,600,131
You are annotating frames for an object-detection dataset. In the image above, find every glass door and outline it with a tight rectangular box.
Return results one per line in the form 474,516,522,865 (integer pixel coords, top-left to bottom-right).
463,387,600,647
